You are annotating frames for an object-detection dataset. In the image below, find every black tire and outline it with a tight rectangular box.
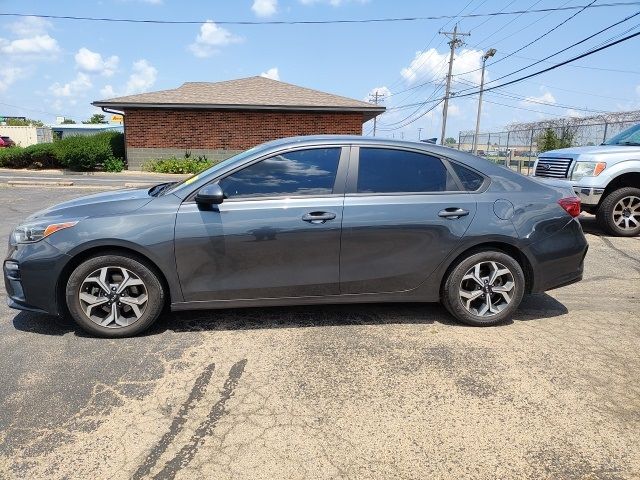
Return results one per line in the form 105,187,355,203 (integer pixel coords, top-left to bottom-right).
65,253,165,338
596,187,640,237
441,250,525,327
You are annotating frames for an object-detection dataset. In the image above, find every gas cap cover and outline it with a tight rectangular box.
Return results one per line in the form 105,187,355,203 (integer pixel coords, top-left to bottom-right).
493,199,515,220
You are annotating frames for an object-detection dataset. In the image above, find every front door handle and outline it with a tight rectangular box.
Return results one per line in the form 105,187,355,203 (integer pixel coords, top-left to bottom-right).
302,211,336,224
438,208,470,219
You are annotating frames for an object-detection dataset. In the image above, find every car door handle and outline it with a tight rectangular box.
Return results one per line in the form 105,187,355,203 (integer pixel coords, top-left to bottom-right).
302,211,336,224
438,208,470,219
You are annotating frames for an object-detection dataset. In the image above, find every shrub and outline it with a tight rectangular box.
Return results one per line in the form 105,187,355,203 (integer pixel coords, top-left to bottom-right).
54,132,124,171
23,143,60,168
143,156,214,174
0,147,28,168
103,157,125,172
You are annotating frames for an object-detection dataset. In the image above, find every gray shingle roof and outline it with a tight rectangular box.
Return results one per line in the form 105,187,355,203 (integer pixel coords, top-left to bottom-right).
92,76,385,120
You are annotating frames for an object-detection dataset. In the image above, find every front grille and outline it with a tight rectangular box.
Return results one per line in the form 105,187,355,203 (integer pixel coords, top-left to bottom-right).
535,157,573,178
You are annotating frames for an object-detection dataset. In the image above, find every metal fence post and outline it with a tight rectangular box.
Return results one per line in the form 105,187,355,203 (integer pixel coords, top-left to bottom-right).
603,122,608,144
505,131,511,168
527,129,535,175
458,132,461,150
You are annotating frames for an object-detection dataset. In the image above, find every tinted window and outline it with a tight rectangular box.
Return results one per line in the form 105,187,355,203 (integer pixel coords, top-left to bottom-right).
220,148,341,198
450,162,484,191
357,148,458,193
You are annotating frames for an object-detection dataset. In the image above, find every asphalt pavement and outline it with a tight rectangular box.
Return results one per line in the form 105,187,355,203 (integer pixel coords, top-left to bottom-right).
0,185,639,479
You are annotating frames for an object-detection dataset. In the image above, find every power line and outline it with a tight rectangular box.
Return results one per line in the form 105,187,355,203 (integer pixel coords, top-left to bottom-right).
2,3,640,25
452,28,640,99
454,0,598,78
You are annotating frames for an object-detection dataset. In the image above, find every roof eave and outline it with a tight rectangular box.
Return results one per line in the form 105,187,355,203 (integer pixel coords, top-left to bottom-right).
91,101,385,116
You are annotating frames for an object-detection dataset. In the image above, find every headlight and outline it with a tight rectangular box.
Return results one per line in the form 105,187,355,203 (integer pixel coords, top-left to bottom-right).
571,161,606,181
12,221,79,244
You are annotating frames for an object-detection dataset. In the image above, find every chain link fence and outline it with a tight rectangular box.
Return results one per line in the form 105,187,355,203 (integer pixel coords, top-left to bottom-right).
458,116,640,174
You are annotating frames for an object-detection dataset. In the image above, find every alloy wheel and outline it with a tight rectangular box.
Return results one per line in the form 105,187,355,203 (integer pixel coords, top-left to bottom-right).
459,261,515,317
78,266,148,328
612,195,640,231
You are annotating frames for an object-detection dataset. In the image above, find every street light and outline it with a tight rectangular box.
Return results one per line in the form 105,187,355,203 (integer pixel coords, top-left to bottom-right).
472,48,496,155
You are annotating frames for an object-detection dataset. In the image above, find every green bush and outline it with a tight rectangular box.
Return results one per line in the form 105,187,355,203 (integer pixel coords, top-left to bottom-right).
103,157,125,172
23,143,60,168
143,156,214,174
0,147,28,168
54,132,125,171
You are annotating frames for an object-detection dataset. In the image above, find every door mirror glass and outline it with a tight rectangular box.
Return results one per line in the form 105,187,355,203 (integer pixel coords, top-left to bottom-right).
195,183,225,205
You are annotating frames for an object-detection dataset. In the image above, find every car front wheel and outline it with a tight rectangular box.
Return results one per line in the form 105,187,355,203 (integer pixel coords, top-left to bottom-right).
65,253,165,337
597,187,640,237
442,250,525,326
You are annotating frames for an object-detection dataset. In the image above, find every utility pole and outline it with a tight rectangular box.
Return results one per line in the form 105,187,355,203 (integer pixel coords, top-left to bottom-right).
439,24,470,145
473,48,496,154
368,90,385,136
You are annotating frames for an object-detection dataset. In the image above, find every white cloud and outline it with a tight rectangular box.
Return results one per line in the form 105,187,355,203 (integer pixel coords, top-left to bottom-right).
50,72,93,97
299,0,368,5
125,59,157,94
0,66,23,92
636,85,640,97
8,16,52,37
100,85,117,98
252,0,278,16
521,90,556,106
401,48,484,86
565,108,585,118
75,48,119,76
260,67,280,80
364,86,391,102
0,34,59,55
188,20,242,58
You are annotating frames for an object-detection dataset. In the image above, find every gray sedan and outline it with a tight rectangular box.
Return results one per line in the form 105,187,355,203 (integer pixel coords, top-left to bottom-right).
4,136,588,337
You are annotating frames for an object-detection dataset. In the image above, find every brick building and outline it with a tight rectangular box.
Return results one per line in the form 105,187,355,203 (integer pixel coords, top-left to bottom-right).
92,76,385,169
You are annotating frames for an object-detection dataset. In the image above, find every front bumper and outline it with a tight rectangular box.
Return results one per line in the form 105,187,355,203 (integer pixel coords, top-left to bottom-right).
573,186,604,207
3,241,71,316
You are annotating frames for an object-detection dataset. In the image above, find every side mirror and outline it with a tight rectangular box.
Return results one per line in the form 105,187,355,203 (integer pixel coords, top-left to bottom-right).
195,183,225,205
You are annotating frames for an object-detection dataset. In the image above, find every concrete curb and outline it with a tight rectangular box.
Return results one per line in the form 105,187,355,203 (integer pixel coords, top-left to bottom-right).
7,180,74,187
124,182,156,188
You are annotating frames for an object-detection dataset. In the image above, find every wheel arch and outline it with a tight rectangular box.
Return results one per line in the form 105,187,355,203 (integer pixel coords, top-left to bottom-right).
56,244,174,317
438,240,535,297
601,171,640,202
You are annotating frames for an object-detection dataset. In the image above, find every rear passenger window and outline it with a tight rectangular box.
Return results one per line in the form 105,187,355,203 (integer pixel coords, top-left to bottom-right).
450,162,485,191
357,148,459,193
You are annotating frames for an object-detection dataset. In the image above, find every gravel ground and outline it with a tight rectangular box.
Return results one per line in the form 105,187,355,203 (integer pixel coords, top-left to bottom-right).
0,186,638,480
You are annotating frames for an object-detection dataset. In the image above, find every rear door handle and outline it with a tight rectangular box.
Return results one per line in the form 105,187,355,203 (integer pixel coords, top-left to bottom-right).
302,211,337,224
438,208,469,219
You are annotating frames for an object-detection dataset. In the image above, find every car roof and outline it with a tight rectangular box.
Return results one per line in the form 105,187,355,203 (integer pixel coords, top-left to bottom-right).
261,135,512,176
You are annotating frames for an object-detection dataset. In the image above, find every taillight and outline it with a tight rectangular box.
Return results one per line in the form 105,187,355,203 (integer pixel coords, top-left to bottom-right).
558,197,581,218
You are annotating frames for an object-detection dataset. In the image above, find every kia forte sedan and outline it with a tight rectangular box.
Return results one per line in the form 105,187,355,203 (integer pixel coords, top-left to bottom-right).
4,136,588,337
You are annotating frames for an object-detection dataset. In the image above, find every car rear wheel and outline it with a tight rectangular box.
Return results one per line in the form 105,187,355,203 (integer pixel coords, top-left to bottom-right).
65,253,165,337
442,250,525,326
597,187,640,237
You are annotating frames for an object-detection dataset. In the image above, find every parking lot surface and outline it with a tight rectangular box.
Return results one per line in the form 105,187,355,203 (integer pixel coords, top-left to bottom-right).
0,185,639,479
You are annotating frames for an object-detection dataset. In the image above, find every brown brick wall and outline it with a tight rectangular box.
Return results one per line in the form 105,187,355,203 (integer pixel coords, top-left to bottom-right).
123,108,365,150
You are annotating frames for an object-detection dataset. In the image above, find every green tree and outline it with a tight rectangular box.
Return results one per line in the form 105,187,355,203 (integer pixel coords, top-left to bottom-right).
445,137,457,145
6,118,44,127
537,127,575,153
83,114,108,124
61,118,77,124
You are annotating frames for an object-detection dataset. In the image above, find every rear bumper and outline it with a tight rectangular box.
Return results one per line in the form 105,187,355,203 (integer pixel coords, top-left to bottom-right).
528,218,588,293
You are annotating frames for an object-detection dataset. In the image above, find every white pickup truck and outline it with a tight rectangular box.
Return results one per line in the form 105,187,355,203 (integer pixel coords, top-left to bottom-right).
533,123,640,236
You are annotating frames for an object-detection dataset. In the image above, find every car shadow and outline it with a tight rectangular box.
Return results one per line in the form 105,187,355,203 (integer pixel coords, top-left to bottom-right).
579,214,604,236
12,293,569,338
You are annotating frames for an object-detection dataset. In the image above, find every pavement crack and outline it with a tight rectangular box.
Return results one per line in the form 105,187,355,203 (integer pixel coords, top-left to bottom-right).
599,237,640,274
131,362,216,480
153,359,247,480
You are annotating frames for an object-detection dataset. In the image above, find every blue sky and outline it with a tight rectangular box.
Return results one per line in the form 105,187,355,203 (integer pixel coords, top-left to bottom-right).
1,0,640,141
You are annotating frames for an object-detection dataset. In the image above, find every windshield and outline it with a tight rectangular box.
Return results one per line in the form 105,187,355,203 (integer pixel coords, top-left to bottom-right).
162,144,266,195
603,124,640,146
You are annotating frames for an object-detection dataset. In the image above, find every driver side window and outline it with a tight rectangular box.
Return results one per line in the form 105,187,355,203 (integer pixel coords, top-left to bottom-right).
219,148,341,199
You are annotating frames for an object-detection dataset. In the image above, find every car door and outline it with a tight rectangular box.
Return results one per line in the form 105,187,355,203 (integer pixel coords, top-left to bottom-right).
340,146,478,294
174,146,349,302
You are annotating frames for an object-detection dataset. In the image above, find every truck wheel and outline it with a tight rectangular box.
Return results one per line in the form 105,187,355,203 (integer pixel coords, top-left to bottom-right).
597,187,640,237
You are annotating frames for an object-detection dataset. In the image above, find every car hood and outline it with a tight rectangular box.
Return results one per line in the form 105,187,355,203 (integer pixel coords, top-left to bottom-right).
540,145,640,157
26,187,155,222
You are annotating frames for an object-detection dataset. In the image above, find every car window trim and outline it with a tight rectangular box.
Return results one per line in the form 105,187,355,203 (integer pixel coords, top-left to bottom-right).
184,145,350,203
346,144,480,195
